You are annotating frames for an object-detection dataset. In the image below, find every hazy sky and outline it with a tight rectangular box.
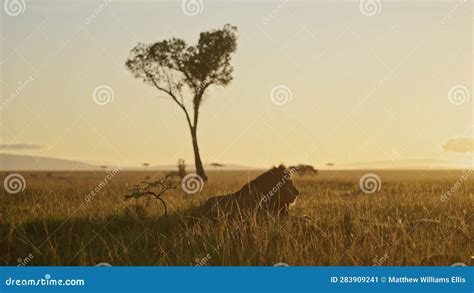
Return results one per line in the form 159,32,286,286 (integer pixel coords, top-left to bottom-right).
1,0,472,168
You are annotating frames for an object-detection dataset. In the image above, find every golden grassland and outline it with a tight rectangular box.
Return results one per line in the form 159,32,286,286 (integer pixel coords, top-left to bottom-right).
1,170,472,266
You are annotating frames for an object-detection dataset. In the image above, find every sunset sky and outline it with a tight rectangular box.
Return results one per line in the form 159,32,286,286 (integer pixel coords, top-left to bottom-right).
1,0,472,169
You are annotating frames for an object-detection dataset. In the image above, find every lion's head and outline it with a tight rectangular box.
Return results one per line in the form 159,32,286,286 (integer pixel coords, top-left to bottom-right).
239,165,300,215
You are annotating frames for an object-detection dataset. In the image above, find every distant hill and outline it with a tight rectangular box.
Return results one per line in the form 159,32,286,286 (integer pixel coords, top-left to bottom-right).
128,163,261,171
342,159,471,170
0,153,259,171
1,153,469,171
0,153,101,171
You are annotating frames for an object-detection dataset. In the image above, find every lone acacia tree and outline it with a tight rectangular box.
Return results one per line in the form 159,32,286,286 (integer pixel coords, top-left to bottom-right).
125,24,237,181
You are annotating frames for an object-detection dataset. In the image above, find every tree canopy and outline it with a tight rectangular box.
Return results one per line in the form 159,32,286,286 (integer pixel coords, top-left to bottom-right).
125,24,237,117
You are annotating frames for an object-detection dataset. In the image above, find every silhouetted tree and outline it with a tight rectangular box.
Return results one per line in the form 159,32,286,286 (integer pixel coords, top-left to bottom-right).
124,173,178,217
290,164,318,176
210,162,225,167
177,159,187,179
125,24,238,181
142,162,150,169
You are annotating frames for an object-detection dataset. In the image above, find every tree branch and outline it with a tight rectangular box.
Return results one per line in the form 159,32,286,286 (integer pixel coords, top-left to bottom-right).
124,173,178,217
170,64,198,93
143,69,194,129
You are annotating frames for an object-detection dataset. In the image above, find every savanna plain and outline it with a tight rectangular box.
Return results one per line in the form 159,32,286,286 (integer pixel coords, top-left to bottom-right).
1,170,472,266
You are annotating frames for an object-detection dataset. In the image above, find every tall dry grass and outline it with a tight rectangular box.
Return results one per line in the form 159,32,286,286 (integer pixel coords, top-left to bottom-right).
1,170,472,266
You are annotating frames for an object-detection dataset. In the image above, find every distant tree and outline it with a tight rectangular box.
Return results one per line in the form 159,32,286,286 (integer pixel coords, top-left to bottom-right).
290,164,318,176
326,163,334,169
177,159,187,179
142,163,151,180
124,173,178,217
125,24,238,181
100,165,108,171
210,163,225,167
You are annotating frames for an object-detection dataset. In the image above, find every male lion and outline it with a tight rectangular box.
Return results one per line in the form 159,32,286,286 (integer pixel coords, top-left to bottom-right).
201,165,300,218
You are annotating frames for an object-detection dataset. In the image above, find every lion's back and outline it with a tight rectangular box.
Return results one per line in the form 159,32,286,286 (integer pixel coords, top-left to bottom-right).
199,165,300,218
201,190,264,217
201,193,236,216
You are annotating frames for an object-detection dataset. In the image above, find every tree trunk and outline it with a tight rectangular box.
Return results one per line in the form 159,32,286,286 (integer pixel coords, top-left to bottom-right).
190,127,208,181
